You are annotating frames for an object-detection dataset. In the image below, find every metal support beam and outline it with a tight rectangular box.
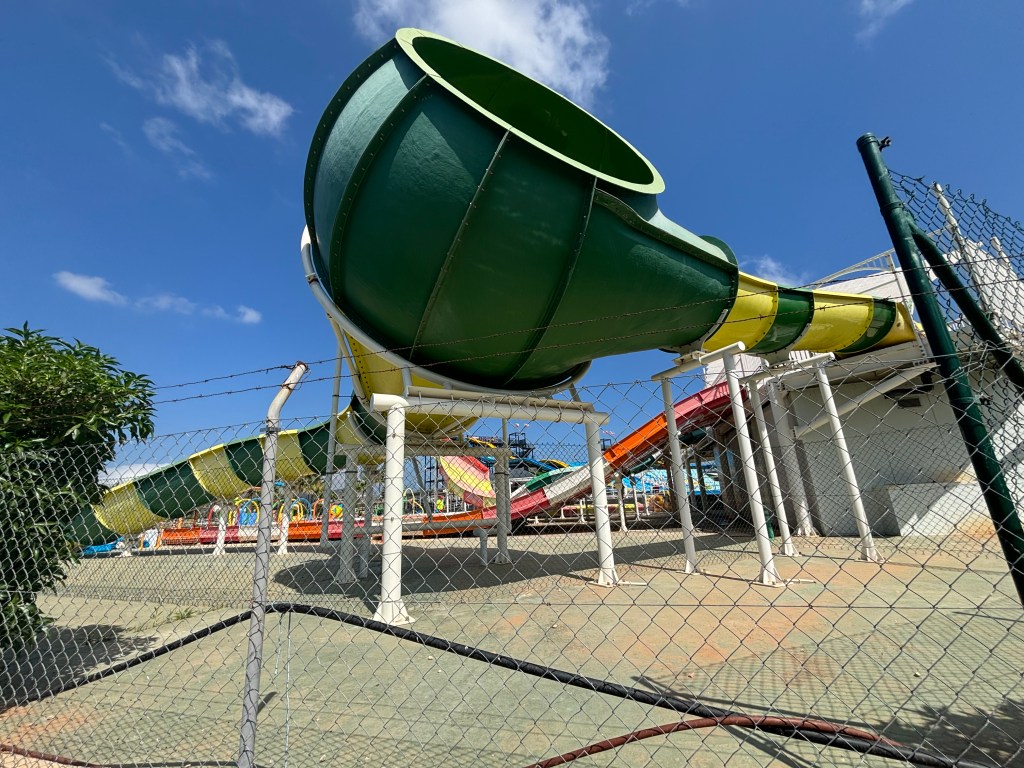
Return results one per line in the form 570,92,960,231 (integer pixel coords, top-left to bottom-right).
319,332,345,548
794,363,937,439
660,378,699,574
493,420,512,564
813,364,879,562
360,390,619,622
357,467,374,579
371,395,414,626
336,448,358,584
703,344,779,586
212,503,227,556
747,383,796,556
585,418,620,587
767,382,817,537
616,474,629,532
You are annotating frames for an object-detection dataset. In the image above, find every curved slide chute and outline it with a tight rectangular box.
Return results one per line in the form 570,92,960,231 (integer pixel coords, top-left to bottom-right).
436,455,495,508
73,28,916,546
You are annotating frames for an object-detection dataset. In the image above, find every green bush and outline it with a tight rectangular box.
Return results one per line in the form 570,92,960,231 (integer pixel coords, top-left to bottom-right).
0,326,154,649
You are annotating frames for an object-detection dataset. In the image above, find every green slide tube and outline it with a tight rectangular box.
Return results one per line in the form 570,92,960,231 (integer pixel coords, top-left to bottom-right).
304,28,914,392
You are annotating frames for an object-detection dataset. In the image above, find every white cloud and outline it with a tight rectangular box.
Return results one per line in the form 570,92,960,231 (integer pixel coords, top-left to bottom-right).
236,305,262,324
857,0,914,41
745,255,809,287
111,41,293,137
625,0,691,14
54,271,128,305
200,304,261,323
100,122,134,156
54,273,262,325
353,0,608,107
141,292,198,315
142,117,212,180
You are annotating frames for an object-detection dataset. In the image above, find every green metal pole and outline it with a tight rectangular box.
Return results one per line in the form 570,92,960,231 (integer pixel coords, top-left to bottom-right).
858,133,1024,607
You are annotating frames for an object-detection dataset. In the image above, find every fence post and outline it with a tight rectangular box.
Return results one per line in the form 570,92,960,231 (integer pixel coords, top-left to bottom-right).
237,362,308,768
858,133,1024,605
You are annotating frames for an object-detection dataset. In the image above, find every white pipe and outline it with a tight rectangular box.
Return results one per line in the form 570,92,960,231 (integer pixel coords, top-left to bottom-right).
493,420,512,564
932,183,990,315
319,325,346,548
212,503,227,556
631,475,641,524
399,396,608,425
720,349,779,586
991,235,1010,264
370,394,414,625
651,353,704,381
238,361,308,768
814,364,879,562
660,378,699,574
767,382,817,537
747,383,796,556
794,363,935,438
694,341,747,368
405,385,592,411
337,448,358,584
357,466,374,579
616,474,628,533
585,418,619,586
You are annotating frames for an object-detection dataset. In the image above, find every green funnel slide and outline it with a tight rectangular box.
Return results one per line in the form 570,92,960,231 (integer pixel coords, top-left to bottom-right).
304,28,915,391
78,28,915,546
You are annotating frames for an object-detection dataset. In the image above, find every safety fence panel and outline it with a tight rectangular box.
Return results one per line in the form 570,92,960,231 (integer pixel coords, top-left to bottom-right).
2,345,1024,768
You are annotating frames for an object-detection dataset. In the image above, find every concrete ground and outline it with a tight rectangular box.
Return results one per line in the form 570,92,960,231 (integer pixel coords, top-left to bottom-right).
1,527,1022,767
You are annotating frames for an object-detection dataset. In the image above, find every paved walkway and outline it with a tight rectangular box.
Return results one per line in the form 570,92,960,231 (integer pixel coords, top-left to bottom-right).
1,530,1021,766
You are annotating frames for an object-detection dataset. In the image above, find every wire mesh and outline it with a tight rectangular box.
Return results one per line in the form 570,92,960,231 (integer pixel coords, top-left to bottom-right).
3,319,1024,768
4,168,1024,766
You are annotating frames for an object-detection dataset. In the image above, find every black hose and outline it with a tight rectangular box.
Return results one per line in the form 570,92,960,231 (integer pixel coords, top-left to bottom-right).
1,601,996,768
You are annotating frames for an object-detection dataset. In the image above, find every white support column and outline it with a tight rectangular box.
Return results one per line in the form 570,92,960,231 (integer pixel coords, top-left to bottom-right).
660,379,700,574
357,467,374,579
715,346,779,586
371,395,413,625
767,382,817,536
212,503,227,556
813,364,880,562
695,454,708,499
475,527,490,566
493,420,512,564
319,343,345,549
616,474,629,532
584,418,620,587
336,448,358,584
747,383,797,556
630,475,642,524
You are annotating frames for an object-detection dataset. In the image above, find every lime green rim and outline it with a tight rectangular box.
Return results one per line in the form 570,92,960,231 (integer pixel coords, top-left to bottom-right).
395,28,666,195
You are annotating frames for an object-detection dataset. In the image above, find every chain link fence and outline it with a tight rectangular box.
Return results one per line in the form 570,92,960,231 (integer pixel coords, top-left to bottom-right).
4,163,1024,766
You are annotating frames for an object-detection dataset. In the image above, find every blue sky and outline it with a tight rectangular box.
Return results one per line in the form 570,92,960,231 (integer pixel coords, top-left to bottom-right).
3,0,1023,440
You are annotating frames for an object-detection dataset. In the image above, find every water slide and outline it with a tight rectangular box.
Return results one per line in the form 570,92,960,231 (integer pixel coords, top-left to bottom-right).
437,454,495,508
70,28,917,546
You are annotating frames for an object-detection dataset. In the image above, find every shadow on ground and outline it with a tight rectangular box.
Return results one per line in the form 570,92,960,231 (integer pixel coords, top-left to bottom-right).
269,533,751,605
0,623,157,709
